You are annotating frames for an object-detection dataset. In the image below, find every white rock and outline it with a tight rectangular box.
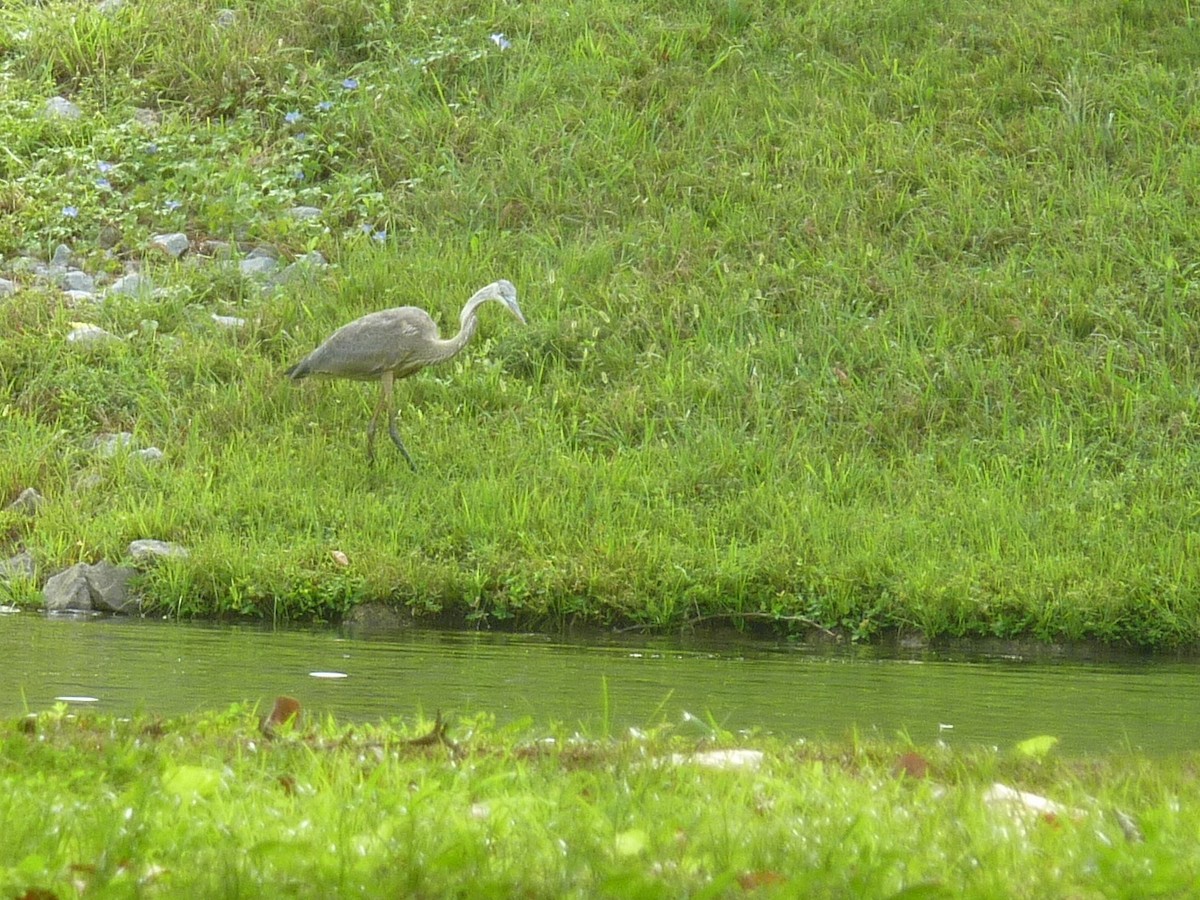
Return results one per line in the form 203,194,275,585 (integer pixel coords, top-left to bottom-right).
63,290,97,305
150,232,189,258
669,749,764,771
211,314,246,329
44,96,82,120
93,432,135,456
132,447,165,464
67,323,119,347
287,206,322,220
128,539,189,562
239,256,278,278
59,270,95,292
109,273,151,296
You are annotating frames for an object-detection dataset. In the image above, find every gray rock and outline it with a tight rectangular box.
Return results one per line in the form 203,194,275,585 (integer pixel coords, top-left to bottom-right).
239,256,279,278
67,323,120,347
42,565,94,611
0,551,36,582
109,273,151,296
97,224,122,249
0,279,15,296
150,232,189,258
63,289,98,306
59,270,95,292
98,0,123,13
128,539,189,563
247,245,280,260
84,561,140,613
198,240,235,258
211,314,246,329
51,244,74,268
93,432,135,456
5,488,43,516
131,447,165,465
132,108,160,129
287,206,322,221
215,8,236,27
274,251,328,286
44,96,82,120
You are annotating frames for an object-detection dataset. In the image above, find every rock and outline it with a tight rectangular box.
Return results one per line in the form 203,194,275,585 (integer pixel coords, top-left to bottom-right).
67,323,120,347
108,273,151,296
59,270,95,292
131,447,165,465
273,251,328,286
0,279,15,296
247,245,280,260
215,8,236,27
5,488,43,516
128,539,189,563
132,108,160,129
44,96,82,120
211,314,246,329
239,256,279,278
0,551,36,582
344,601,413,630
97,224,122,249
287,206,322,221
42,565,94,612
98,0,123,13
93,432,135,456
51,244,74,269
85,561,140,613
150,232,189,258
198,240,235,258
63,290,98,306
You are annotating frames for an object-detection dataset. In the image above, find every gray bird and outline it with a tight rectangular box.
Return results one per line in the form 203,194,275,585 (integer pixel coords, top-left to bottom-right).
286,279,525,469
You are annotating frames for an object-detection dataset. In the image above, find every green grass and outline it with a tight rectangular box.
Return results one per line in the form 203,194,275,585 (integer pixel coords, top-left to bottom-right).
2,0,1200,643
2,707,1198,897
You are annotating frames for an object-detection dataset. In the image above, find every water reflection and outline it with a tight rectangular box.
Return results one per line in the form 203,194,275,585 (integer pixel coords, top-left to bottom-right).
2,612,1196,755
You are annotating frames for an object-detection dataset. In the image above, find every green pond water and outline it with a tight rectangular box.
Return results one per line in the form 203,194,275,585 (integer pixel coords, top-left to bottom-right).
2,612,1196,755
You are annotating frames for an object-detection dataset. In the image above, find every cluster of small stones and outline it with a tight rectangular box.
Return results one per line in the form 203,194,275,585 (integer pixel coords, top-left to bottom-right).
3,234,327,350
1,487,190,615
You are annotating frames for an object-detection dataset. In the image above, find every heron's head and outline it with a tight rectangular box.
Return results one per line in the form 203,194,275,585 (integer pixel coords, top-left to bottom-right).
489,279,526,324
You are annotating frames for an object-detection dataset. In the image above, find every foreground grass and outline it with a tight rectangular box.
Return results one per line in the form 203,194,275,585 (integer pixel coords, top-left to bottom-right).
1,707,1197,898
2,0,1200,643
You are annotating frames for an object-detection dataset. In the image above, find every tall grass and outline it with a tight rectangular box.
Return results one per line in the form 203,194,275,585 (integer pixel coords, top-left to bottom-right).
1,0,1199,643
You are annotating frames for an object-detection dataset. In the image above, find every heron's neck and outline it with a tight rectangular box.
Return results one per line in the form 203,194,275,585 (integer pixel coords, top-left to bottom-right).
435,287,492,362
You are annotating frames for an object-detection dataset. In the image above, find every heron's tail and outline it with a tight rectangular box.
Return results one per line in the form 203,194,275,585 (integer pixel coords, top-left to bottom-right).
285,360,310,380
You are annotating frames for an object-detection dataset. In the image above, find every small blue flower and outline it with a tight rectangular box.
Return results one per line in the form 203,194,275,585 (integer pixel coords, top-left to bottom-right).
490,33,511,50
62,205,79,218
372,229,387,243
96,160,114,173
294,132,308,142
294,171,306,182
316,100,334,112
163,199,182,211
342,77,359,90
96,178,112,190
360,223,374,234
284,110,302,125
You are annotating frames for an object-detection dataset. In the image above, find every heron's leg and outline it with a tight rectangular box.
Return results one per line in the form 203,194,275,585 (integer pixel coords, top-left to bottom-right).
365,374,391,465
384,376,418,472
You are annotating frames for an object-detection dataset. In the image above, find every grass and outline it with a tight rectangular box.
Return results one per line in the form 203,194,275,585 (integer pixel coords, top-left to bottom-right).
1,0,1200,644
2,706,1199,897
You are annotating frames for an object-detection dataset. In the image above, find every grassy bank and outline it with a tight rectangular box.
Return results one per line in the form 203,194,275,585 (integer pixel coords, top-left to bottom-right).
2,0,1200,644
3,706,1197,897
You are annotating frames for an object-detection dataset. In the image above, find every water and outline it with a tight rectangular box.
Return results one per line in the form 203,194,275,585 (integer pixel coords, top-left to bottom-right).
2,611,1196,755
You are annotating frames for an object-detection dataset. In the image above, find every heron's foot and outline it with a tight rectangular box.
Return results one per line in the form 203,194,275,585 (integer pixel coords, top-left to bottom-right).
388,418,418,472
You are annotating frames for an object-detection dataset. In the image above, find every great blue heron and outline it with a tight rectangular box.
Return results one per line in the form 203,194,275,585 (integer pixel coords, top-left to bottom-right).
286,279,525,469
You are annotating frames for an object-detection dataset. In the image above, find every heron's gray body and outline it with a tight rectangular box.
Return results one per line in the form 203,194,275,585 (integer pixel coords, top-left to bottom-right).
286,279,524,468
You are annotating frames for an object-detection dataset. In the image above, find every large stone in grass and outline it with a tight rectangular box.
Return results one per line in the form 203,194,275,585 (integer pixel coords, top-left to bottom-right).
59,270,95,293
5,487,44,516
150,232,190,258
42,561,139,613
67,323,120,347
0,278,15,296
0,551,36,583
108,273,152,296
